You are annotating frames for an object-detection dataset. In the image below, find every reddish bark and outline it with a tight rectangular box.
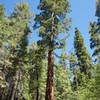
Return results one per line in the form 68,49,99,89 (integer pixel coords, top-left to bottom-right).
45,50,54,100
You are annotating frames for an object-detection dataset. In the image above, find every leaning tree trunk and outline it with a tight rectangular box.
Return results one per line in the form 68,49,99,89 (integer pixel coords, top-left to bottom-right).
45,50,54,100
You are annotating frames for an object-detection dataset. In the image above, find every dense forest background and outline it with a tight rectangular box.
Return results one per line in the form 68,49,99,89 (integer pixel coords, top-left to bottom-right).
0,0,100,100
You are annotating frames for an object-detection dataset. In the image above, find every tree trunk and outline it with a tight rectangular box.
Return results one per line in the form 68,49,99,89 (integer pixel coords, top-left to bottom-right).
45,50,54,100
6,82,13,100
0,88,5,100
36,67,39,100
36,86,39,100
8,70,19,100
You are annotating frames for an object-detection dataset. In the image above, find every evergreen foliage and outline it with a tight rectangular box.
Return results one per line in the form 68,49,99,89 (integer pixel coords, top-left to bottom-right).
74,28,92,78
34,0,70,99
89,0,100,62
0,0,100,100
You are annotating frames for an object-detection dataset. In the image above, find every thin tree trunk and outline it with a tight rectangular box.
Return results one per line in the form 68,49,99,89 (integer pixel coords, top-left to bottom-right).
36,67,39,100
10,70,19,100
0,88,5,100
6,81,13,100
45,50,54,100
36,86,39,100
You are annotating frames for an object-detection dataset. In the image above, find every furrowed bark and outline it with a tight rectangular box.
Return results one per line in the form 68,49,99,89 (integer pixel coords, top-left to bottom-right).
45,50,54,100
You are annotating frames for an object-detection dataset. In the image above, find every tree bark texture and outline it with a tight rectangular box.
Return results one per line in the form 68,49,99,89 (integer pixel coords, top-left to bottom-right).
45,50,54,100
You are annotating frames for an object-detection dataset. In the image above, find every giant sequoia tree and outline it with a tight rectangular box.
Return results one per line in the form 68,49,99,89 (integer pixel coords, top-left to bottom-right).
34,0,70,99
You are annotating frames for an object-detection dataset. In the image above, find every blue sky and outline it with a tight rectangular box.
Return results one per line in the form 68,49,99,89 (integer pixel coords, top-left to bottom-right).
0,0,96,54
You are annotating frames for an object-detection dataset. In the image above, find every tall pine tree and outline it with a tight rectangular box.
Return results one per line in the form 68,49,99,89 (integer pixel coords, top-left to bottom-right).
5,2,32,100
74,28,92,78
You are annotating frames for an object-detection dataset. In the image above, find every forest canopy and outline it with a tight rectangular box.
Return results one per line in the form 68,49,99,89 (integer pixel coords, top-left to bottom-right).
0,0,100,100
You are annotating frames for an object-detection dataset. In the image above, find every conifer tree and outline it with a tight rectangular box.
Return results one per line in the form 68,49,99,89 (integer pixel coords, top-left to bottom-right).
55,50,72,100
69,53,79,91
89,1,100,99
92,63,100,99
96,0,100,17
5,3,32,100
34,0,70,99
89,0,100,62
93,2,100,98
0,4,8,100
0,4,16,99
74,28,92,78
28,43,47,100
